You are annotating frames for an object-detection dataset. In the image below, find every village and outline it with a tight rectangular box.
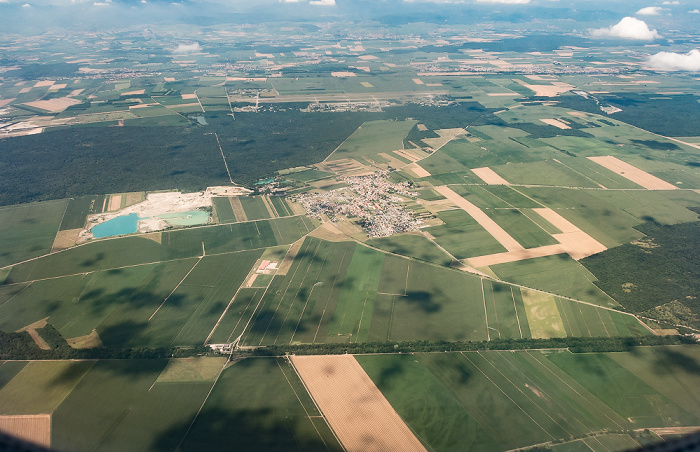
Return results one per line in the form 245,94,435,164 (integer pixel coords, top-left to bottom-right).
292,171,423,238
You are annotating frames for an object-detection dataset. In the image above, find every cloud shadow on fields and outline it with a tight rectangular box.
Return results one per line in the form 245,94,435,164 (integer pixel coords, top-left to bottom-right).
152,406,341,452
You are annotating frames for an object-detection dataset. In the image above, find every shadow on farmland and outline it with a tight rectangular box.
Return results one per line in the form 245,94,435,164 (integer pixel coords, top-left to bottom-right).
404,290,441,313
152,406,341,452
99,320,149,348
652,348,700,376
80,252,105,267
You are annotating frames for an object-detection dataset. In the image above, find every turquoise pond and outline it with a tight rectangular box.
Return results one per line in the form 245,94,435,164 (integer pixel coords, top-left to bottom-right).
157,210,209,226
91,213,140,238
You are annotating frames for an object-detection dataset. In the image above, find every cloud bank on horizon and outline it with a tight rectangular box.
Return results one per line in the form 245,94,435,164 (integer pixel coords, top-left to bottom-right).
172,43,201,54
590,17,661,40
647,49,700,71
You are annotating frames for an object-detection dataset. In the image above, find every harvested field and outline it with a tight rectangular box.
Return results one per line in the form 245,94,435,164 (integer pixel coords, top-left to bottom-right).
51,228,81,252
66,329,103,349
468,244,564,267
534,208,606,260
229,196,247,222
434,186,523,252
107,194,122,212
471,167,510,185
587,156,679,190
421,128,464,150
514,79,573,97
0,415,51,448
181,94,197,99
22,97,81,113
378,152,409,169
16,318,49,350
404,163,431,178
291,355,426,452
393,149,423,162
277,237,304,275
0,98,15,107
540,118,571,129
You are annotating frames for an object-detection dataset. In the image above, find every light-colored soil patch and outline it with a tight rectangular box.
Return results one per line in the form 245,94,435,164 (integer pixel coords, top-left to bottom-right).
124,191,145,207
421,199,457,214
0,98,15,107
534,208,606,259
520,289,566,339
486,93,518,97
229,196,247,222
540,118,571,129
164,77,176,82
16,318,50,350
244,273,259,288
412,78,424,85
291,355,426,452
334,218,368,241
308,221,351,242
359,55,378,60
393,148,425,162
107,194,123,212
0,415,51,448
260,195,277,218
34,80,55,87
468,244,565,267
287,200,308,216
471,167,510,185
22,97,81,113
277,238,305,276
416,124,428,131
156,357,226,382
181,93,197,99
404,163,431,178
434,186,523,252
378,152,409,169
514,79,573,97
360,81,374,88
121,89,145,96
137,231,162,244
66,329,103,349
51,228,82,252
587,156,678,190
331,72,357,77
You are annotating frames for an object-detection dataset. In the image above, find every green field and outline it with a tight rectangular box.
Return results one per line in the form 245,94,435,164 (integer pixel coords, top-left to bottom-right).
181,358,341,451
212,196,236,223
0,199,68,268
427,210,507,259
327,119,417,162
485,209,559,249
490,254,616,307
358,347,700,451
366,233,452,266
240,196,273,221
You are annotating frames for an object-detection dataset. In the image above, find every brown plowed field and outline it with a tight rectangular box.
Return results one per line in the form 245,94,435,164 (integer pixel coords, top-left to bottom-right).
291,355,426,452
0,415,51,448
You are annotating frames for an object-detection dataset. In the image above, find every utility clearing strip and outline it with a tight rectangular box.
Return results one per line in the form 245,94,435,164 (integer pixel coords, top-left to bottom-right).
291,355,426,452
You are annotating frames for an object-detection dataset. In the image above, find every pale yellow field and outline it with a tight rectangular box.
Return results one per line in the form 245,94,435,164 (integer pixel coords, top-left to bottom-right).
471,167,510,185
514,79,573,97
587,156,679,190
291,355,426,452
0,415,51,448
404,163,431,178
23,97,81,113
229,196,247,222
434,186,523,252
539,118,571,129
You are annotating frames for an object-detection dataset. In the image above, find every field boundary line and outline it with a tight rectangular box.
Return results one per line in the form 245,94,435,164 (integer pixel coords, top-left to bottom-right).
511,287,524,339
312,246,352,344
175,359,228,451
524,351,627,430
276,359,331,450
460,352,556,441
286,245,330,344
287,356,346,452
477,351,574,438
264,240,321,345
148,256,203,321
481,279,490,341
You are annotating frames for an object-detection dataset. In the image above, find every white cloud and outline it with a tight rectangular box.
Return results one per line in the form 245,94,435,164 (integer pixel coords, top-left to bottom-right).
172,43,202,54
636,6,662,15
647,49,700,71
309,0,334,4
476,0,530,3
690,9,700,13
280,0,302,2
590,17,661,40
21,3,31,6
662,1,679,4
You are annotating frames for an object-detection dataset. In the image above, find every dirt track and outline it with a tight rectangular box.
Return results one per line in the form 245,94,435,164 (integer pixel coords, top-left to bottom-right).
291,355,426,452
